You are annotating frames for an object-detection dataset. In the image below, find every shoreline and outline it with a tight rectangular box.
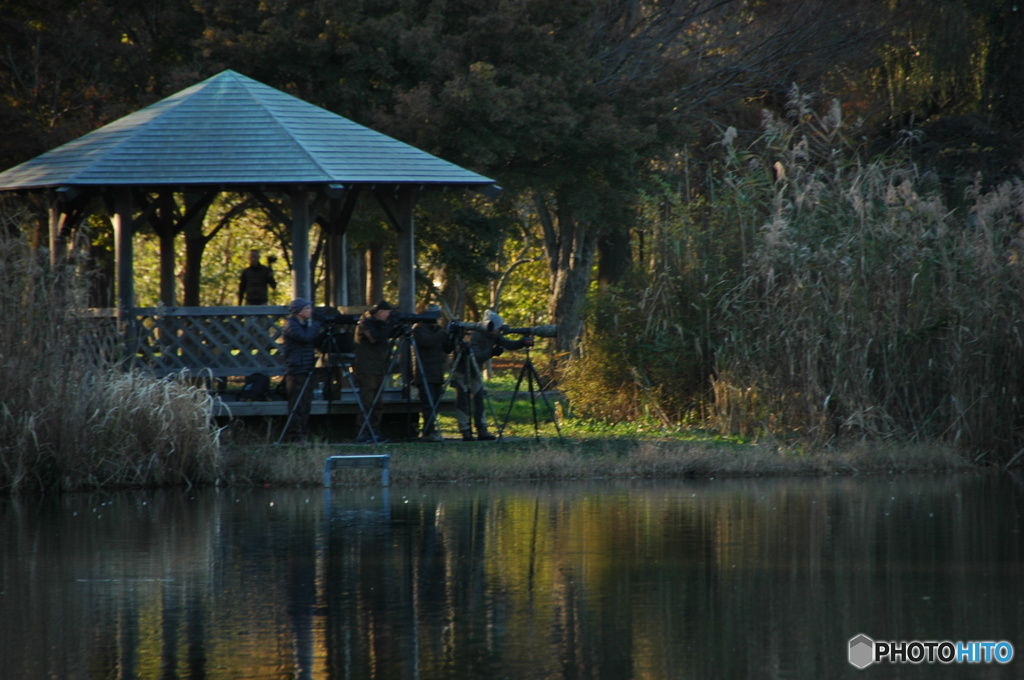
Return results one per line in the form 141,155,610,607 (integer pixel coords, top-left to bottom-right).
218,436,980,488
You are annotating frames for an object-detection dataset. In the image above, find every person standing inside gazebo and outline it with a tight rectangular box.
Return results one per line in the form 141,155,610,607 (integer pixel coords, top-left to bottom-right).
238,249,277,305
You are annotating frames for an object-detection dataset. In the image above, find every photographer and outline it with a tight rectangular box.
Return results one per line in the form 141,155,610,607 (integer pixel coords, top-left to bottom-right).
353,300,396,443
237,249,277,305
282,297,322,441
412,304,452,442
450,309,533,441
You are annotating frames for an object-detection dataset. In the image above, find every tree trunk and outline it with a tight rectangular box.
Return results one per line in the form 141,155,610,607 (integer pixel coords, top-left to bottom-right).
345,241,363,307
183,230,206,306
985,5,1024,127
597,227,631,292
544,203,599,357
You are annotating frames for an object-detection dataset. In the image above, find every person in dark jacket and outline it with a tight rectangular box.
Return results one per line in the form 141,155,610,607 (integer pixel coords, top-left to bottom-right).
412,304,451,441
238,249,277,305
282,297,322,440
353,300,396,443
450,309,533,441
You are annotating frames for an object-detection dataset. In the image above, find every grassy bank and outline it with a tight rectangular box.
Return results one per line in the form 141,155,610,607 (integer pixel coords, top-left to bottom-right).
219,431,975,488
216,373,973,487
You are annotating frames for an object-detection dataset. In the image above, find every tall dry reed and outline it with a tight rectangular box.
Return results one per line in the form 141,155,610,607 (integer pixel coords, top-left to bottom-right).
0,215,221,491
565,87,1024,460
709,91,1024,459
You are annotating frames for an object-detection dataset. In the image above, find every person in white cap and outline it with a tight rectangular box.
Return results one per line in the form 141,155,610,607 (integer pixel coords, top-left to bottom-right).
449,309,533,441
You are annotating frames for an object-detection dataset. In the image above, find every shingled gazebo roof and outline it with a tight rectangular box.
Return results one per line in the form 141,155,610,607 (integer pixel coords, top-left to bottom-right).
0,69,497,192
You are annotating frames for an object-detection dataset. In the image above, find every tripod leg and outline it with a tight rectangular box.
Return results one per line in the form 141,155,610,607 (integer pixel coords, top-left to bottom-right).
340,362,376,441
444,345,475,439
467,352,499,440
277,369,316,445
409,335,444,443
526,359,541,439
354,374,387,443
498,360,529,437
527,358,564,439
355,336,406,443
441,344,480,440
497,354,563,441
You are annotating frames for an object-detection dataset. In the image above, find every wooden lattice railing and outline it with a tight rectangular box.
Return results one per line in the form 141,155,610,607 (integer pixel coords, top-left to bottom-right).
128,305,293,378
75,306,437,417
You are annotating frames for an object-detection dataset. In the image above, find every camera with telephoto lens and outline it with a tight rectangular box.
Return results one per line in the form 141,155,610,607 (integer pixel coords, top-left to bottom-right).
385,309,443,338
450,320,494,333
392,310,441,324
313,306,357,354
504,324,557,338
312,306,359,326
445,320,486,346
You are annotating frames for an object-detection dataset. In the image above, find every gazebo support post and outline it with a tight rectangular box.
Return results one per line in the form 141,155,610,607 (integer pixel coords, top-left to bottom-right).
376,185,416,312
113,187,135,325
292,188,312,301
47,195,66,266
155,192,178,307
325,190,359,307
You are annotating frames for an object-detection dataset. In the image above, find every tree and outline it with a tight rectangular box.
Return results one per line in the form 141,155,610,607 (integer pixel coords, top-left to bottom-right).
0,0,203,169
374,0,887,354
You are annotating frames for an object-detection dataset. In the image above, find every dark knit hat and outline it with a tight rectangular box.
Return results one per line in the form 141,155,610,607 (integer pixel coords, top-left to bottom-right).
369,300,394,313
289,297,312,314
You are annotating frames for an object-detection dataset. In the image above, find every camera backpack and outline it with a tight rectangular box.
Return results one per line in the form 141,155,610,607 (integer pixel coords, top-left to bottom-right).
241,372,271,401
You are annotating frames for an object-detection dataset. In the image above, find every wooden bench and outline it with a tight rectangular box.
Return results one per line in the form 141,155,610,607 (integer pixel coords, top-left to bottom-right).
323,454,391,487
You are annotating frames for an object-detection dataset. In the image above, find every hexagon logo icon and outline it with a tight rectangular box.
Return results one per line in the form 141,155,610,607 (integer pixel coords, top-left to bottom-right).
849,634,875,669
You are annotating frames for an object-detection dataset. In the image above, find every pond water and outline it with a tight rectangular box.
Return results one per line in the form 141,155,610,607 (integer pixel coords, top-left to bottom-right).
1,471,1022,679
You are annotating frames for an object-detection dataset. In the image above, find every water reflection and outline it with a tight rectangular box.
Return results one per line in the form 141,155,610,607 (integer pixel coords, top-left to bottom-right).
1,473,1021,679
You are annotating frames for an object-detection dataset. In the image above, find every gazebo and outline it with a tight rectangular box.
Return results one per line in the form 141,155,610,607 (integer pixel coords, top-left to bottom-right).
0,70,498,417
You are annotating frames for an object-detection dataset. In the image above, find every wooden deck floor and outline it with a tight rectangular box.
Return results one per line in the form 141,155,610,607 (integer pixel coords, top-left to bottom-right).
213,390,453,418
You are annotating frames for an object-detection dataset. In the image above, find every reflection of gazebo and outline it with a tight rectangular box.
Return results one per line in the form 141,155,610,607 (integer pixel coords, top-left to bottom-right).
0,70,497,416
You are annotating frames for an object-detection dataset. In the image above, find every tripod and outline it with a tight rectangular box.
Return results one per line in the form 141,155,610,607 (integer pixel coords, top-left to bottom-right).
277,367,315,445
436,341,501,440
277,329,373,445
498,347,563,441
355,328,443,444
